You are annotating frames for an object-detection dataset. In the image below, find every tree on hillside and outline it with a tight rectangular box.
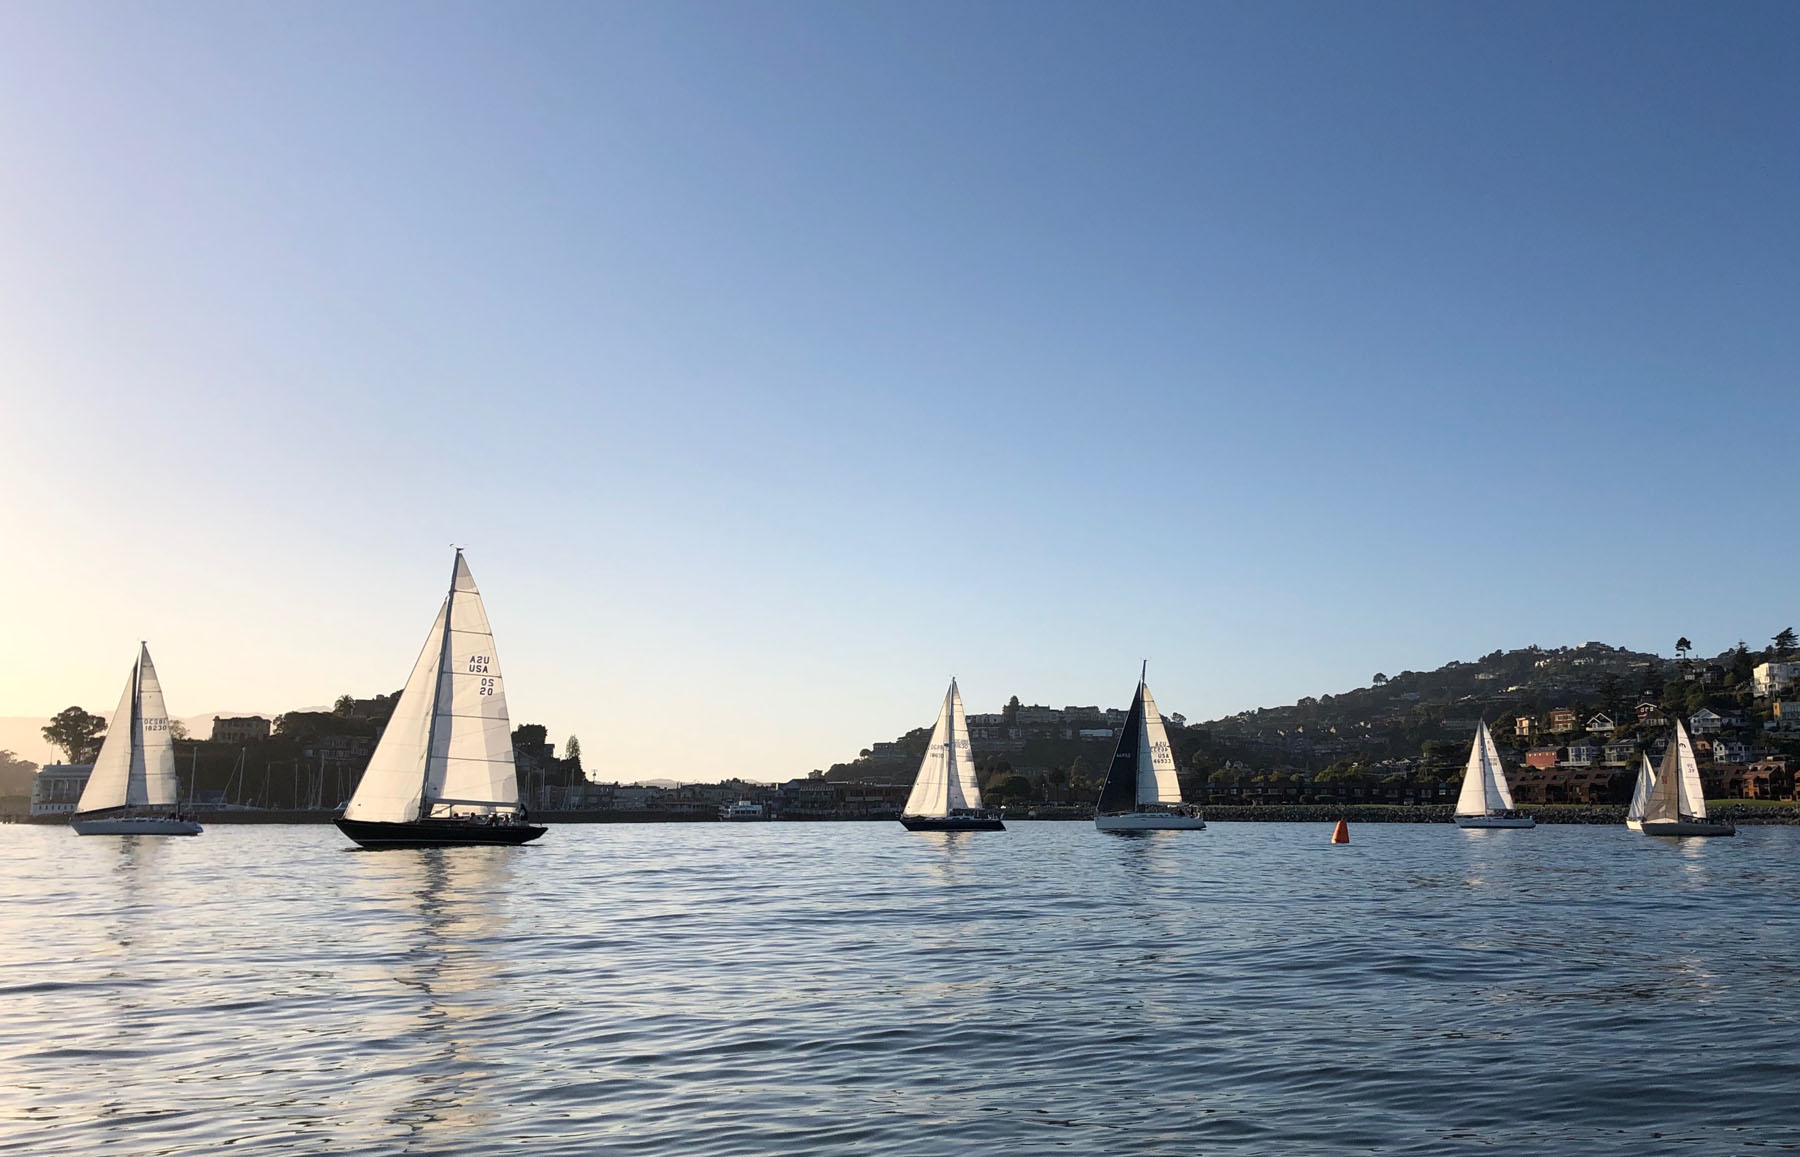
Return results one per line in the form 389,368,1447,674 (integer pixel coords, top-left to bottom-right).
169,719,189,741
512,723,548,750
43,707,106,763
1676,637,1692,660
1774,628,1797,658
1003,695,1021,724
0,749,39,797
1371,673,1388,686
334,694,356,716
564,735,583,769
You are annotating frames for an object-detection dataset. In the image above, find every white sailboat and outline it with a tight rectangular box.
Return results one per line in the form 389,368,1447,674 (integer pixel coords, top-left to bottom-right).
336,550,547,848
1453,720,1534,828
1627,722,1735,837
1094,665,1205,831
70,644,202,836
899,679,1004,831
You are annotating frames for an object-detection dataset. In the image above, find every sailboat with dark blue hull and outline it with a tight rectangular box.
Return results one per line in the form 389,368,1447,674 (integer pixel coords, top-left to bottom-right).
336,551,546,849
899,679,1004,831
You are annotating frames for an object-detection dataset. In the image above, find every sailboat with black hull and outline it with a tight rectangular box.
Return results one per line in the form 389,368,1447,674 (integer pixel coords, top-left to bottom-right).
1094,665,1205,831
899,679,1004,831
336,551,546,849
1454,721,1534,828
1627,722,1735,837
70,643,202,836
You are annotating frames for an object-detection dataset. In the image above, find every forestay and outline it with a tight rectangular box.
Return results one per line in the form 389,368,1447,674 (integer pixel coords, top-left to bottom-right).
344,553,522,824
902,679,981,818
1455,721,1514,816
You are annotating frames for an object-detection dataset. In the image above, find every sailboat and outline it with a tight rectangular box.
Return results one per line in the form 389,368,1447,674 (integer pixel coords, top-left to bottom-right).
899,679,1004,831
70,644,203,836
336,551,547,848
1453,720,1535,828
1094,665,1205,831
1627,722,1735,837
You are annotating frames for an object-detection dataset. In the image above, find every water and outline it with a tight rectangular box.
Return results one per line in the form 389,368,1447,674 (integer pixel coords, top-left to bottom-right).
2,821,1798,1155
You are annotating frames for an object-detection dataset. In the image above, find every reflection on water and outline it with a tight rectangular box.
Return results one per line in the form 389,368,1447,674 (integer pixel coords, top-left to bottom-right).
1,823,1798,1156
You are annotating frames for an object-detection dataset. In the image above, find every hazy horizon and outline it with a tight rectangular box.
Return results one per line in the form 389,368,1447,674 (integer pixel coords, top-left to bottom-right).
4,3,1796,783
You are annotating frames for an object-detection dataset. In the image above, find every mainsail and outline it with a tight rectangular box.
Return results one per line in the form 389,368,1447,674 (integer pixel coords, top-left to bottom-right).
901,679,982,818
1098,669,1184,814
1454,721,1514,816
1642,722,1708,824
75,644,179,815
344,552,522,824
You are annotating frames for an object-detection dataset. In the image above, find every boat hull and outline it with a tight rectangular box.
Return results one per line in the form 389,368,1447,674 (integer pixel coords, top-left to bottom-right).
1095,812,1207,832
1456,814,1536,829
335,818,548,848
71,815,203,836
899,815,1006,831
1632,819,1736,837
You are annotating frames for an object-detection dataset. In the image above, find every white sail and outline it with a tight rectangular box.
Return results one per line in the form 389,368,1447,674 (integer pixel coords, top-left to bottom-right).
1135,682,1184,806
133,646,179,809
948,681,982,811
74,645,179,814
1627,753,1655,823
1643,727,1686,824
343,604,447,823
903,680,976,818
426,555,520,816
76,663,138,813
344,553,522,824
1456,722,1514,815
1673,722,1707,820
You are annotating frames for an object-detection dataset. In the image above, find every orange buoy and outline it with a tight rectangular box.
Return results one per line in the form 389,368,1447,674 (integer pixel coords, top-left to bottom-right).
1331,819,1350,844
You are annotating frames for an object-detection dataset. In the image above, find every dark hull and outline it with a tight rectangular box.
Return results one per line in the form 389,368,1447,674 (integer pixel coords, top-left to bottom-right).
335,817,548,848
899,815,1006,831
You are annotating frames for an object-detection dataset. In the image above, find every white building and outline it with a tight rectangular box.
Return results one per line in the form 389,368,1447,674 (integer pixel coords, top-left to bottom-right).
1688,708,1724,735
1752,662,1800,698
30,763,92,816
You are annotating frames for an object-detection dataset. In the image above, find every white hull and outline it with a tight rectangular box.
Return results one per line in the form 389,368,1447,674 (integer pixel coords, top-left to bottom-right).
1095,812,1207,832
1455,814,1536,829
72,816,203,836
1632,819,1736,837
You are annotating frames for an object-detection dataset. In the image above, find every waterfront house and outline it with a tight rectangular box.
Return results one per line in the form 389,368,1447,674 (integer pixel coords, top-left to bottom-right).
1548,707,1578,732
29,763,92,816
1689,708,1724,735
1563,743,1599,768
1525,747,1561,770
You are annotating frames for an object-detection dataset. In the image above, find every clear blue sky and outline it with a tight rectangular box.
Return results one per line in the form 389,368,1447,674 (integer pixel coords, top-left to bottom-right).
2,2,1795,781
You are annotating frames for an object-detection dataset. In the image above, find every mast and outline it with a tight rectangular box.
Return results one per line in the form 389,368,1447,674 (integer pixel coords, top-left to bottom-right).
415,550,461,822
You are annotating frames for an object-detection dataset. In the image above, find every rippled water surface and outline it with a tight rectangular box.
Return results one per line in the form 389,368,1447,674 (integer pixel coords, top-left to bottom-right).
2,821,1798,1154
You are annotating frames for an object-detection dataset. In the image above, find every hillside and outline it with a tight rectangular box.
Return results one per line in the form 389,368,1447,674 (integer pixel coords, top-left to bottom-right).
821,640,1800,805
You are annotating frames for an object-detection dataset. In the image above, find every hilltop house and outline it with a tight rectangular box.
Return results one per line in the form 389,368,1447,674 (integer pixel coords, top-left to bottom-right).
1752,661,1800,698
1515,716,1538,738
1548,707,1578,732
1772,702,1800,731
1636,702,1667,727
211,716,271,744
1689,709,1724,735
1563,743,1599,768
1601,742,1639,767
1585,713,1616,734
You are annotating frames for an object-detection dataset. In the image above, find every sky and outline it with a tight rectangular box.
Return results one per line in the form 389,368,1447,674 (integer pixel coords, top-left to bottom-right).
2,1,1796,781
